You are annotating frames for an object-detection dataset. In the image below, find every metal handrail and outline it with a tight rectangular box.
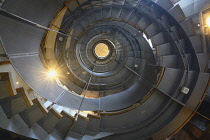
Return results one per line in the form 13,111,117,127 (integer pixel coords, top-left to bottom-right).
0,0,199,115
58,0,189,87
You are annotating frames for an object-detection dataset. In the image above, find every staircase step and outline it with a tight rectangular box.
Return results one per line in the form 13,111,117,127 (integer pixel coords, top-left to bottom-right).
86,12,96,24
37,108,62,133
83,132,114,140
186,72,210,109
2,0,61,27
49,129,65,140
79,18,89,29
119,7,133,21
124,24,139,36
0,87,32,118
189,36,203,53
102,0,113,5
94,8,103,21
161,53,192,69
180,18,196,37
169,5,186,23
129,11,143,24
196,53,209,72
126,57,136,68
72,24,84,37
152,72,208,140
158,14,173,29
65,133,81,140
144,22,163,38
169,26,181,40
160,55,178,68
111,6,122,18
54,111,75,137
150,3,165,17
151,32,168,46
99,90,168,133
141,62,158,86
157,68,181,95
113,0,125,5
67,115,89,139
102,7,112,18
81,3,91,11
129,74,156,96
156,0,174,11
1,104,49,139
11,114,47,139
156,43,174,56
85,114,100,136
0,72,16,99
18,98,48,127
92,0,102,8
137,16,153,30
128,51,135,57
0,3,58,55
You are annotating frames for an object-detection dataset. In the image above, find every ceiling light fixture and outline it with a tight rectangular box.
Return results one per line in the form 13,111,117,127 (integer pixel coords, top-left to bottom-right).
48,70,57,78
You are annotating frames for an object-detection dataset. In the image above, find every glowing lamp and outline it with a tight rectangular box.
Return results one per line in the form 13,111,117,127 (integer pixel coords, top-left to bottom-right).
207,17,210,27
48,70,57,78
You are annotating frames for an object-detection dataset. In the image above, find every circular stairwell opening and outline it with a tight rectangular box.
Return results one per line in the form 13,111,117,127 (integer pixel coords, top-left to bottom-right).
94,43,110,59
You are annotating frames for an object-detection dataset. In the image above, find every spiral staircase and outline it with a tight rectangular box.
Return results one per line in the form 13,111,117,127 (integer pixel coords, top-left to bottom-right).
0,0,209,139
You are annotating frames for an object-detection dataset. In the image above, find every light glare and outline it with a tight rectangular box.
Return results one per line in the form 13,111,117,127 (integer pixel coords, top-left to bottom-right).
207,17,210,27
48,70,57,78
